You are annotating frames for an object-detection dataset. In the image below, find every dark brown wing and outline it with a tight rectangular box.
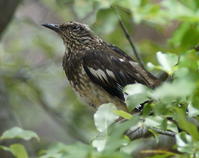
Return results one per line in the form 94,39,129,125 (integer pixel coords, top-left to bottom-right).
83,46,159,101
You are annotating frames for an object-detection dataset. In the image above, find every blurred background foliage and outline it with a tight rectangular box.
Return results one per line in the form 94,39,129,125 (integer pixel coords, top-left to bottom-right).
0,0,199,158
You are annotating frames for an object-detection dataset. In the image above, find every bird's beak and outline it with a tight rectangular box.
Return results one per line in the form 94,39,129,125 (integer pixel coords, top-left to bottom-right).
42,23,60,32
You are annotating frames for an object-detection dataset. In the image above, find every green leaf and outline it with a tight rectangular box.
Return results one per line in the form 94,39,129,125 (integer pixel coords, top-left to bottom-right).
148,128,159,143
125,94,148,111
169,23,199,50
10,144,28,158
39,143,92,158
179,0,199,10
0,144,28,158
169,23,190,48
175,132,193,153
144,116,163,128
162,0,199,22
121,139,142,155
0,127,39,141
151,78,195,101
124,83,148,96
187,102,199,117
94,103,119,132
124,84,149,111
0,145,11,153
92,136,107,152
104,117,139,153
114,110,132,119
156,52,178,74
144,116,178,133
174,108,199,140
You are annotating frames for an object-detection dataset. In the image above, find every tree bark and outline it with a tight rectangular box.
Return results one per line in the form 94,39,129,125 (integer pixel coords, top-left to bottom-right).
0,0,22,38
0,1,22,157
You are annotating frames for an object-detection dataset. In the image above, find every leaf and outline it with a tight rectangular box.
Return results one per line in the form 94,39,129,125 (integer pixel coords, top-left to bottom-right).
0,145,11,152
125,94,148,111
0,127,39,141
169,23,199,50
124,83,148,96
175,132,193,153
94,103,119,132
162,0,198,22
148,129,160,143
39,143,92,158
176,132,192,147
38,143,67,158
156,52,178,73
0,144,28,158
179,0,199,10
10,144,28,158
144,116,163,128
124,84,149,111
147,62,155,69
174,108,199,140
104,117,139,152
187,102,199,117
151,78,195,101
114,110,132,119
92,136,107,152
144,116,178,133
169,23,190,48
121,139,142,155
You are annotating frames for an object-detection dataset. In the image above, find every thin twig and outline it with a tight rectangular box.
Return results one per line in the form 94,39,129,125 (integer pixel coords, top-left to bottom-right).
112,6,145,69
126,125,176,140
149,127,176,137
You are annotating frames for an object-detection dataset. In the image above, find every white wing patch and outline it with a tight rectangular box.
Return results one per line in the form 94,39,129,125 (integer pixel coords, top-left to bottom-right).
119,58,125,62
106,69,115,79
88,67,108,81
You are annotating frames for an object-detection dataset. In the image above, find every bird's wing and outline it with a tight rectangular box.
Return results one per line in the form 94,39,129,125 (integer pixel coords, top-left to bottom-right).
82,46,157,101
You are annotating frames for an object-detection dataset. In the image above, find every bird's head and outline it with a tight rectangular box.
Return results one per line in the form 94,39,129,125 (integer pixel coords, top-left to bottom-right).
42,21,98,50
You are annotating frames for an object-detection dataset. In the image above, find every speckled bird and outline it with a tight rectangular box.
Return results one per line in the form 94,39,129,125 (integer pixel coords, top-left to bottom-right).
42,21,161,111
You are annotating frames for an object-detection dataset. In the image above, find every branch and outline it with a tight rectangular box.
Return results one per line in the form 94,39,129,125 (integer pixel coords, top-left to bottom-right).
126,125,176,140
112,6,145,69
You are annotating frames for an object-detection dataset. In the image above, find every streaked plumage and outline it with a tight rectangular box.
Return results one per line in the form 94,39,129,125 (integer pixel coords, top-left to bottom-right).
42,21,161,111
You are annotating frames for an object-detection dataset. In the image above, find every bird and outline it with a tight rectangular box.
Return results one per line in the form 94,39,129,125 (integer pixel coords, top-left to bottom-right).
42,21,161,112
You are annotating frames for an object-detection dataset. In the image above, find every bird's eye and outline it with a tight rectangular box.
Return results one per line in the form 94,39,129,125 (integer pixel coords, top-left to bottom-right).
71,25,84,32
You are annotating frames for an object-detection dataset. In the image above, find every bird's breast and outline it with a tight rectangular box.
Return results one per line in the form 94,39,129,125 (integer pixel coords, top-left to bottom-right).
62,56,125,110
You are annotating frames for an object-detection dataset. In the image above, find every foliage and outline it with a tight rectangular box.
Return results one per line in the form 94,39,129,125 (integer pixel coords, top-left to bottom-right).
0,127,39,158
1,0,199,158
